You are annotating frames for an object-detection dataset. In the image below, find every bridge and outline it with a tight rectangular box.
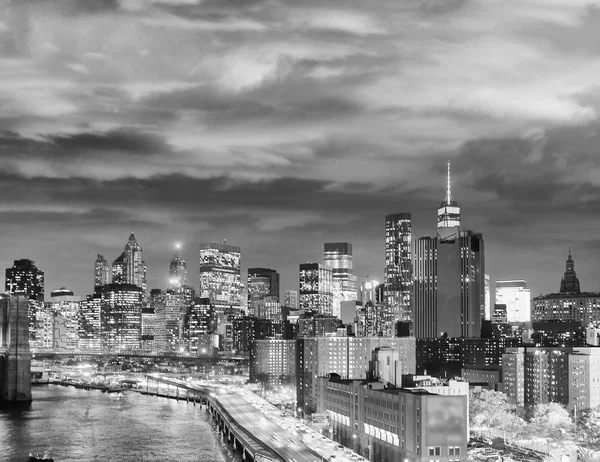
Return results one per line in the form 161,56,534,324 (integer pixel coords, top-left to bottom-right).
32,348,248,362
0,295,32,405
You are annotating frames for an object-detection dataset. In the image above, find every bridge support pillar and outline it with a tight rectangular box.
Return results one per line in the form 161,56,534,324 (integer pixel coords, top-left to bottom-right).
0,296,32,406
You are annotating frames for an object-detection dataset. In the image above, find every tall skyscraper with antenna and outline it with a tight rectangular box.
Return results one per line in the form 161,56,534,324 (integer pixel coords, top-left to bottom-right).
413,161,485,338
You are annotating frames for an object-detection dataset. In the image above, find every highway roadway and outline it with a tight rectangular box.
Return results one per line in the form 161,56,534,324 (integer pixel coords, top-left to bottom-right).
153,377,366,462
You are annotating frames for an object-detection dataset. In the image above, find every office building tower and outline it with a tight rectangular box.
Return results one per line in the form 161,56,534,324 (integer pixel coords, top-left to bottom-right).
198,241,242,312
296,337,416,414
5,259,45,343
492,304,508,323
250,340,297,388
324,243,357,319
413,162,485,339
112,233,147,296
384,213,413,335
152,288,191,353
256,297,282,323
360,279,380,306
484,274,491,320
94,254,110,291
78,293,101,350
560,252,580,293
141,305,156,352
248,268,279,316
355,301,385,337
284,289,298,309
299,263,333,315
168,243,188,289
248,268,279,301
532,253,600,324
99,283,143,351
185,298,215,355
43,288,80,351
495,280,530,323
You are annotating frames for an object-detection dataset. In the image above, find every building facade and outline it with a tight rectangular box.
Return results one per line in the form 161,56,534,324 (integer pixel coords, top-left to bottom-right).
94,254,110,291
384,214,412,336
495,280,530,323
5,259,45,343
296,337,416,414
198,242,242,312
324,243,357,319
112,233,147,298
502,346,600,410
250,339,296,388
284,289,298,309
99,283,143,351
299,263,333,315
317,376,468,462
169,244,188,289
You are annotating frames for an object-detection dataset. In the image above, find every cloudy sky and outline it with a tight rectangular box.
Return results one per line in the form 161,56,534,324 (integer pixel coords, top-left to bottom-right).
1,0,600,300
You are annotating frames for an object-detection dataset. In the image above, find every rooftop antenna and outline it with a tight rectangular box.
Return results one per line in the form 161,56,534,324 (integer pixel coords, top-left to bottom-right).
446,160,452,204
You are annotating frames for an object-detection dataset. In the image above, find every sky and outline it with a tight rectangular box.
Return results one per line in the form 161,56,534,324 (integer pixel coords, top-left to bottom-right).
1,0,600,300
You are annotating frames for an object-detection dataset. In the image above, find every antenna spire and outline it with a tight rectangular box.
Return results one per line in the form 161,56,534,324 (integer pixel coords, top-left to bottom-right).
445,160,452,204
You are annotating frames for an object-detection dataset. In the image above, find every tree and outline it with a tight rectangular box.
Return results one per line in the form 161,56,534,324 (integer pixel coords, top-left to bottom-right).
573,407,600,461
526,402,573,440
469,389,524,432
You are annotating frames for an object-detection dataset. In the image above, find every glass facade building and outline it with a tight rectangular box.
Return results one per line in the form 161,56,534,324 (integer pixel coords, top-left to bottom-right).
384,214,412,335
324,243,357,319
198,242,242,312
100,283,143,351
495,280,530,323
299,263,333,315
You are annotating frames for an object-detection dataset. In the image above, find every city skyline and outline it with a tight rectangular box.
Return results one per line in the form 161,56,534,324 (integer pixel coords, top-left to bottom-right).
2,0,600,301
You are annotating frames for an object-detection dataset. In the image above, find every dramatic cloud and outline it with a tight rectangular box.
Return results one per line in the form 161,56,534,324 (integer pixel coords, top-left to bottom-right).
1,0,600,297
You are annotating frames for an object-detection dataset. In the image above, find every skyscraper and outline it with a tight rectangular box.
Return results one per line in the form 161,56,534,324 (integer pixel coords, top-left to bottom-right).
384,213,412,335
484,274,491,321
323,243,357,319
44,288,80,351
299,263,333,315
112,233,147,296
169,243,188,289
78,293,101,350
413,162,485,339
247,267,280,317
495,280,531,323
5,259,45,342
198,241,242,312
100,283,143,351
94,254,110,291
5,259,44,301
360,279,380,306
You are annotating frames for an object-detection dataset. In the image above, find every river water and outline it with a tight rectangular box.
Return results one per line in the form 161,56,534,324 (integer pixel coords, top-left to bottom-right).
0,385,242,462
